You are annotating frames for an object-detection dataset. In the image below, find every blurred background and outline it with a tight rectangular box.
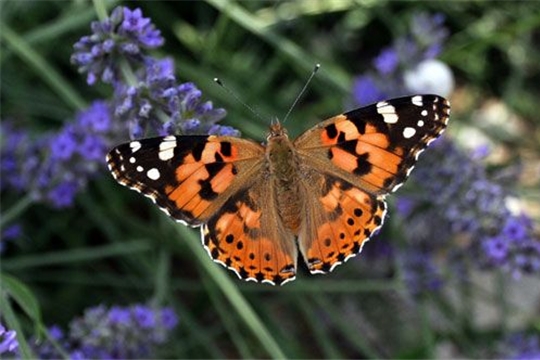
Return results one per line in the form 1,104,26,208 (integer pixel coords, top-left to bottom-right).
1,1,539,358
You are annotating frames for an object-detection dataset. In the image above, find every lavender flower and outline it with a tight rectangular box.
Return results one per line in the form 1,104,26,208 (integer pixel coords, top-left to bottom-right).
71,7,164,85
113,58,232,139
496,332,540,359
1,101,116,208
0,324,18,355
2,6,238,212
351,75,387,107
399,139,540,278
352,12,453,106
30,304,179,359
71,6,236,140
399,249,443,296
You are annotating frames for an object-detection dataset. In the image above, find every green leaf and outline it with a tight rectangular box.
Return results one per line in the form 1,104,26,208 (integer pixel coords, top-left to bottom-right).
1,273,42,323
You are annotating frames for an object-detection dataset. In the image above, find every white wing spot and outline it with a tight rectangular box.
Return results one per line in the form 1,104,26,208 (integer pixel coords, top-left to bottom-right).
159,138,177,161
412,95,423,106
403,127,416,139
130,141,142,153
377,104,398,124
376,101,389,108
417,120,425,127
421,109,428,116
147,168,160,180
137,166,144,172
129,157,136,164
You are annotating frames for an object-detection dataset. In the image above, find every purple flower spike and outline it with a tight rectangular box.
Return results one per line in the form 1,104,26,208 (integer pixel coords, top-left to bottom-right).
71,6,164,85
30,303,179,358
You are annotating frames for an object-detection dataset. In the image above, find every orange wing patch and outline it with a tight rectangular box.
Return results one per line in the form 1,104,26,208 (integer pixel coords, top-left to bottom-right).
202,187,297,285
298,175,386,274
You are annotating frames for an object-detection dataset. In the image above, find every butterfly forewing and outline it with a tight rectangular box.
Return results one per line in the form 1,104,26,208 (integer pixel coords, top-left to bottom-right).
107,135,264,226
295,94,450,194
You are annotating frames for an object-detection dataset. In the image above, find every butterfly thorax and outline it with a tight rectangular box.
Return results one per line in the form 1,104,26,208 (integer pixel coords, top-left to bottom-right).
266,122,303,232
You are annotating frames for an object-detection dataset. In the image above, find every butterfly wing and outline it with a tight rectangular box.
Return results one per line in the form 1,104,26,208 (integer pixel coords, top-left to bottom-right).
107,135,297,284
107,135,264,226
202,178,298,285
294,95,450,273
295,94,450,194
296,172,386,273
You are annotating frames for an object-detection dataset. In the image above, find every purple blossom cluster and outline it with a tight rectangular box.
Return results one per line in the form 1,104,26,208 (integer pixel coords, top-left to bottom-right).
29,304,178,359
71,6,237,140
113,58,235,138
0,324,18,355
1,101,114,208
398,139,540,284
352,12,453,106
496,332,540,359
71,7,164,85
1,6,238,219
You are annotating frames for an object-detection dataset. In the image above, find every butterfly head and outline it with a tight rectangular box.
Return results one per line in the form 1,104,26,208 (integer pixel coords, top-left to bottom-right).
268,119,288,140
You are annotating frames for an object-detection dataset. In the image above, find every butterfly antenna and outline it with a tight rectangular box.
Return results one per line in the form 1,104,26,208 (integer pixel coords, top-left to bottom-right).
282,63,320,124
214,78,267,123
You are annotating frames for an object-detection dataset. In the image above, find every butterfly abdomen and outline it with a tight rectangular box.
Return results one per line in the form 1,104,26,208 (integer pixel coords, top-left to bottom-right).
266,129,303,232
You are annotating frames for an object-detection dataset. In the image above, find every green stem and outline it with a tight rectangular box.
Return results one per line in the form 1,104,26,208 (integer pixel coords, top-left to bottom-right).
0,194,34,229
151,247,170,305
419,296,435,358
176,225,287,359
92,0,109,22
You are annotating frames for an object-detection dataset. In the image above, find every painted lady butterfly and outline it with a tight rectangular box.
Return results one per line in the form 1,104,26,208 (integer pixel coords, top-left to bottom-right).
107,94,450,285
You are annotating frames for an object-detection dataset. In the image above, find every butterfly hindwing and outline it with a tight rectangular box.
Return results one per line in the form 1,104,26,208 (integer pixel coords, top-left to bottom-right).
202,180,298,285
297,172,386,274
107,135,264,226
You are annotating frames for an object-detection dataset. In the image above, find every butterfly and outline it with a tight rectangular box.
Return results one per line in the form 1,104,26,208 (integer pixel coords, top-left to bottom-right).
107,94,450,285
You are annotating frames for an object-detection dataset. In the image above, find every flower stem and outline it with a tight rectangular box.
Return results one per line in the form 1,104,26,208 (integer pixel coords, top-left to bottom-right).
0,194,34,229
92,0,109,22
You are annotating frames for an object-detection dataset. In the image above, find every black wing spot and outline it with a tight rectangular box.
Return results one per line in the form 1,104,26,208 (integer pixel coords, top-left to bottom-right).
225,234,234,244
325,124,338,139
198,179,218,200
339,139,358,154
353,153,372,176
192,142,205,162
220,141,232,157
